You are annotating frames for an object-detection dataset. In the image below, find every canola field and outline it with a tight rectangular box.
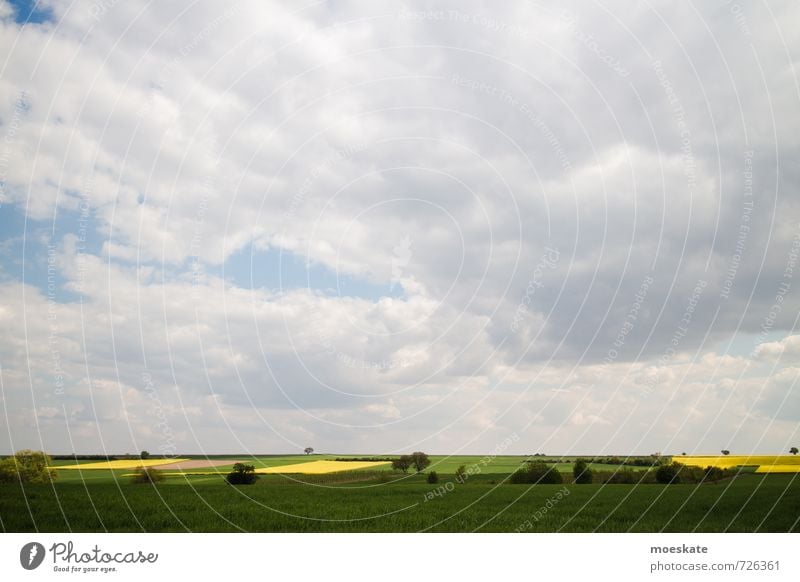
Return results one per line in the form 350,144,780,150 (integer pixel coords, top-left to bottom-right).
54,458,189,470
254,460,389,474
680,455,800,473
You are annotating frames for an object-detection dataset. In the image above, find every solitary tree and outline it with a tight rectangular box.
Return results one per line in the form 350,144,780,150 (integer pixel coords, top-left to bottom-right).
140,450,150,459
790,447,798,456
392,455,412,474
410,451,431,473
226,463,258,485
304,447,314,455
721,450,730,456
0,450,56,484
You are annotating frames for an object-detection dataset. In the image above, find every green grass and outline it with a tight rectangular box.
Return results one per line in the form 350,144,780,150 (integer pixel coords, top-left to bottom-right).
2,471,797,532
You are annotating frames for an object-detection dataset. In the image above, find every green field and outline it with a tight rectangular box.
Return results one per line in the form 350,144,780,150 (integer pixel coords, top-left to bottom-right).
2,455,799,532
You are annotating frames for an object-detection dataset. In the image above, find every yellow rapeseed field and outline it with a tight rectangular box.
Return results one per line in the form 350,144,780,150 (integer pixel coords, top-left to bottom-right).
254,460,390,474
679,455,800,473
54,459,188,470
754,465,800,473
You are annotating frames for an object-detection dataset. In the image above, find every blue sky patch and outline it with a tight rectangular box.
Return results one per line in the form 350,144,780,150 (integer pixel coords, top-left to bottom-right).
7,0,53,24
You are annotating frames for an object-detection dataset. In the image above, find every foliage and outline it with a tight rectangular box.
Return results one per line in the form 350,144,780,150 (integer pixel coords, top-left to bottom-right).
655,462,738,485
304,447,314,455
410,452,431,473
392,456,412,473
790,447,798,455
226,463,259,485
455,465,467,483
140,451,150,459
573,459,593,484
510,461,563,484
426,471,439,484
721,450,730,456
599,468,644,484
130,466,164,484
656,462,683,484
0,450,56,484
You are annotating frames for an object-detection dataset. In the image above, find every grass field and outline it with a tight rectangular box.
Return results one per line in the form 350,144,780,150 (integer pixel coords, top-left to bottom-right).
2,455,799,532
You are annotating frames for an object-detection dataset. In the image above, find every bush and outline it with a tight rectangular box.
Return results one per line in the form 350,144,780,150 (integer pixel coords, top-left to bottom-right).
130,466,164,484
604,468,639,484
656,462,683,484
703,466,726,482
426,471,439,484
454,464,467,483
226,463,259,485
0,450,56,484
511,461,563,484
573,459,593,484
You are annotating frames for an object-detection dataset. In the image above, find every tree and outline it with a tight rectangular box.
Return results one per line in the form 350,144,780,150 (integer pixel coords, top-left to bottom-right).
410,451,431,473
426,471,439,484
392,455,412,473
721,450,730,456
573,459,593,484
304,447,314,455
140,450,150,459
0,450,56,484
455,464,467,483
130,466,164,484
790,447,798,455
226,463,258,485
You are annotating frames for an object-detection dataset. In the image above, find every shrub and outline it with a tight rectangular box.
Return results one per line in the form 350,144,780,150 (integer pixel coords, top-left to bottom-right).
573,459,593,484
426,471,439,484
140,450,150,459
703,466,726,482
511,461,563,484
604,468,639,484
130,466,164,484
656,462,683,484
226,463,259,485
454,464,467,483
0,450,56,484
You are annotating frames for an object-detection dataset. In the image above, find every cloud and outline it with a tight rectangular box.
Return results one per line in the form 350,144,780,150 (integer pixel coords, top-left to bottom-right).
755,335,800,362
1,0,799,454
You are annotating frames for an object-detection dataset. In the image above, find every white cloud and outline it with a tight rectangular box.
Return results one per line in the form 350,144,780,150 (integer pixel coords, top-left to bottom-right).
1,0,799,454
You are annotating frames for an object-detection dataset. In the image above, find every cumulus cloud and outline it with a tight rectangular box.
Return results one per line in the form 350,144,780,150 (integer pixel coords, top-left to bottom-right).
1,0,799,454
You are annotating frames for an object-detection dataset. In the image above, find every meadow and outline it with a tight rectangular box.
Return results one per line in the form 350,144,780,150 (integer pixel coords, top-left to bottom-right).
1,455,799,532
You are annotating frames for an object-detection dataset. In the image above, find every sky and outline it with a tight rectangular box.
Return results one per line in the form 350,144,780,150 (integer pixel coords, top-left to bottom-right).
0,0,798,456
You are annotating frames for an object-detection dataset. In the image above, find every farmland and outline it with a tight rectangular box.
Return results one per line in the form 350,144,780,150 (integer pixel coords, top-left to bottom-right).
1,454,799,532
